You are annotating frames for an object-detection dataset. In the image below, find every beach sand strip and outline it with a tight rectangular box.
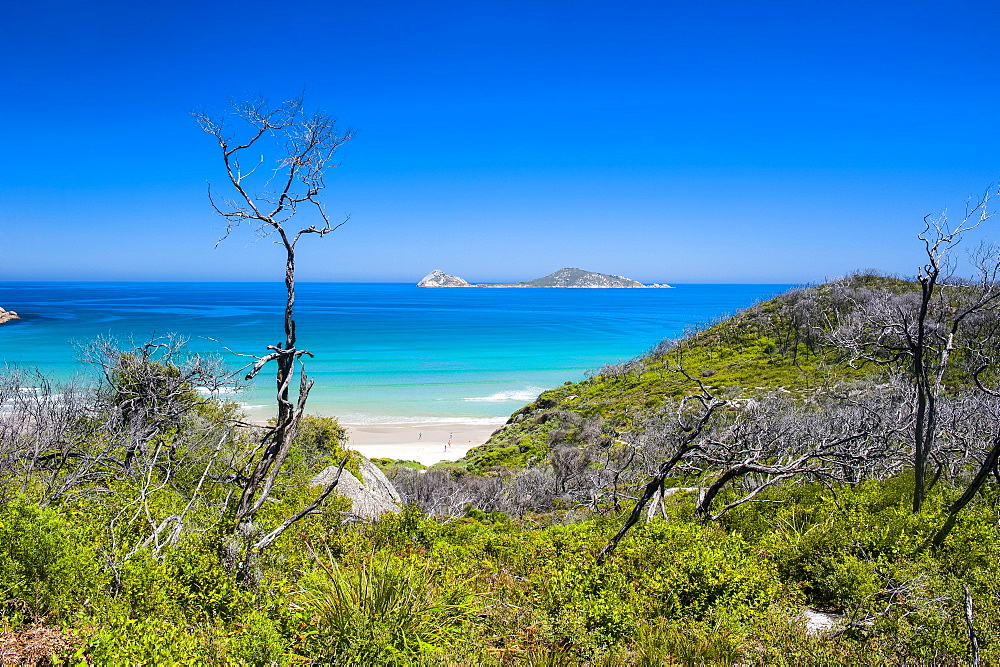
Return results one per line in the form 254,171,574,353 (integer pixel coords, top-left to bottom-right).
343,422,501,466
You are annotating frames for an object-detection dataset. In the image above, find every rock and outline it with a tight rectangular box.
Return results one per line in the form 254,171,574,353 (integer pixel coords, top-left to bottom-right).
417,267,674,288
515,267,645,288
801,608,844,635
358,457,403,504
311,456,402,521
417,270,470,287
479,267,671,288
0,308,19,325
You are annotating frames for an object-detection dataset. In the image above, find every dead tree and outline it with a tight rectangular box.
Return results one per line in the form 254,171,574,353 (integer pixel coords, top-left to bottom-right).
596,372,725,565
0,369,90,500
690,390,897,520
79,335,228,472
830,187,1000,511
929,389,1000,546
194,95,354,581
0,337,250,587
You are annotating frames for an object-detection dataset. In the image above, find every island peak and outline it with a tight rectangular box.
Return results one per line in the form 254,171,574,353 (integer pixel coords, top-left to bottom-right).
417,270,471,288
499,267,647,288
417,267,672,288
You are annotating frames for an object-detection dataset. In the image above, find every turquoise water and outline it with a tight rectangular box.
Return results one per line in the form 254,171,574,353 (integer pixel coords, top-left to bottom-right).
0,282,791,423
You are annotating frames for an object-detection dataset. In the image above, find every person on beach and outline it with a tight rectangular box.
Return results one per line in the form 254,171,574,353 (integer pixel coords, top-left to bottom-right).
418,432,422,441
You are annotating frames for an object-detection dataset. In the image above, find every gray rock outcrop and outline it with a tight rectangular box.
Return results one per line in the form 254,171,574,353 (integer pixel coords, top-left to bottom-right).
311,456,402,521
417,269,471,287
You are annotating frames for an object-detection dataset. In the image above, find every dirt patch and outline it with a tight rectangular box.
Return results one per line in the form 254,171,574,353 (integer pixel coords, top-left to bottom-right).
0,625,76,665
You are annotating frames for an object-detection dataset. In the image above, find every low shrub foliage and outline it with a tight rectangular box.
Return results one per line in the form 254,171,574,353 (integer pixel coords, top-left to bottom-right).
0,475,996,663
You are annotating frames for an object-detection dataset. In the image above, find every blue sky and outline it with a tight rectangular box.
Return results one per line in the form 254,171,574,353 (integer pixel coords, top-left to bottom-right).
1,0,997,283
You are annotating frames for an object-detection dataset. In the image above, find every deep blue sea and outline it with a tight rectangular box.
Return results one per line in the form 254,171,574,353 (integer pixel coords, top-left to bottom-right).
0,282,791,424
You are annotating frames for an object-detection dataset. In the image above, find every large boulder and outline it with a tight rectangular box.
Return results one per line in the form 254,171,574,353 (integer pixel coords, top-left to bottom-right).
311,456,402,521
417,270,470,287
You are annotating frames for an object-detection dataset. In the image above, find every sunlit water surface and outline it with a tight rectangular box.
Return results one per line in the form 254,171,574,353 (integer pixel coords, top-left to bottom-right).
0,282,791,423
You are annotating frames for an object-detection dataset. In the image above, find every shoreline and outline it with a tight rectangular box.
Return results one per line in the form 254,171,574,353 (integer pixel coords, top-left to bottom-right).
342,421,501,466
243,406,503,466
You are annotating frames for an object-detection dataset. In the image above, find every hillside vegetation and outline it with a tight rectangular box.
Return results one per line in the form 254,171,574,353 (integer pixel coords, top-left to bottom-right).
4,271,1000,663
459,274,904,472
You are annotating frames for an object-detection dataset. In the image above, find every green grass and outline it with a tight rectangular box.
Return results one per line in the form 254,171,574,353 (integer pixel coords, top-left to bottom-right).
371,458,428,471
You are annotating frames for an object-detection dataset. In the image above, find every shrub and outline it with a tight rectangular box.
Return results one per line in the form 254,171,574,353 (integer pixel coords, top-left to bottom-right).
0,498,105,623
83,613,218,664
114,537,252,624
298,556,478,663
228,611,289,665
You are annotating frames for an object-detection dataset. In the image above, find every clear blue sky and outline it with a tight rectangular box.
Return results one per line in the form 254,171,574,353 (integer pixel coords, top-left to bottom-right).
1,0,997,283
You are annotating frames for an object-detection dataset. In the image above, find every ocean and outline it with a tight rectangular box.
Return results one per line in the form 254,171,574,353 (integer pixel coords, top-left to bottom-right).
0,282,792,424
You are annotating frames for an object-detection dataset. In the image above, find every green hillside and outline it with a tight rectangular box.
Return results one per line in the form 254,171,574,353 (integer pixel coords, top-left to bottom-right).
458,274,909,472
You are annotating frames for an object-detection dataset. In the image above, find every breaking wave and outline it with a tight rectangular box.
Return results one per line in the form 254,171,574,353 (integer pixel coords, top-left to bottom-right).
463,387,544,403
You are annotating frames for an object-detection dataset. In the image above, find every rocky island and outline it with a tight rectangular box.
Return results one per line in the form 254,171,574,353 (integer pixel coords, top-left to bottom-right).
417,267,672,288
0,306,19,324
417,270,472,288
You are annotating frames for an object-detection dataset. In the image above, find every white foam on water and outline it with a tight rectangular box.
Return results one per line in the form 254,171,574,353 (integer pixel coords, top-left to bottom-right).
195,386,239,395
463,387,545,403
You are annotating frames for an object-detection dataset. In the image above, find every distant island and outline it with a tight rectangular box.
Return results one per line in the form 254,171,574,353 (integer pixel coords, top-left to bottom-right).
0,306,19,324
418,267,673,289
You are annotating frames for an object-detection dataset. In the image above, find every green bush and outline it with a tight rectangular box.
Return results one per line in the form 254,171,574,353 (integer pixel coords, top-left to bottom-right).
83,613,219,664
114,537,251,624
0,498,105,623
228,610,289,665
297,556,477,663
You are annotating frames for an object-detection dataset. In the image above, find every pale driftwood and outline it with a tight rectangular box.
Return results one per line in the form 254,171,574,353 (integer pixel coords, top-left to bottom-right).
645,487,702,520
964,583,980,667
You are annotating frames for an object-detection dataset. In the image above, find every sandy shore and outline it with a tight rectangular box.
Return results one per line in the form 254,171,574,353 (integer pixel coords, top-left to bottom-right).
342,421,502,466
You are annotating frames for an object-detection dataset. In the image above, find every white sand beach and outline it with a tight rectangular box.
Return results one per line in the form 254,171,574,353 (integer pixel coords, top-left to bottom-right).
343,421,502,466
